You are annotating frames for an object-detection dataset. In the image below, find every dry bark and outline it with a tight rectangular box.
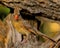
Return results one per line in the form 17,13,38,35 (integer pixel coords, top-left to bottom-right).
0,0,60,48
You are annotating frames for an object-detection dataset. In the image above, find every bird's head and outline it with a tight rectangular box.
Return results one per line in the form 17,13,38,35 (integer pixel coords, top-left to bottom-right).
14,14,19,21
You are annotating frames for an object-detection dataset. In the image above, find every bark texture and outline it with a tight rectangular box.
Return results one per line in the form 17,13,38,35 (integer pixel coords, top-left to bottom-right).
0,0,60,48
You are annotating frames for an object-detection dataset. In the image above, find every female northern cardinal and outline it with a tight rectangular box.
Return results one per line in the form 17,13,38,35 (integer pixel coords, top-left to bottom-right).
11,14,37,43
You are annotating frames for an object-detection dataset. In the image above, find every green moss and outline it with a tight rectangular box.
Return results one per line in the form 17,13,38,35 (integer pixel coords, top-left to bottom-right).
0,6,10,20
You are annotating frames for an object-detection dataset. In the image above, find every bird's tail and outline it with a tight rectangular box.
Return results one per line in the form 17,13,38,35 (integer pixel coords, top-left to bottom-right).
22,19,56,43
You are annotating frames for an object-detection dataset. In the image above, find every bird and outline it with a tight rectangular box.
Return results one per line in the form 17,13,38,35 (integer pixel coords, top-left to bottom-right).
9,6,37,43
9,7,56,43
10,14,37,43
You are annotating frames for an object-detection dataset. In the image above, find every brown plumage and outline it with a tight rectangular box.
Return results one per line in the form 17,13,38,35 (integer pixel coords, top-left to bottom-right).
11,14,56,43
10,7,37,41
10,7,56,43
11,14,37,40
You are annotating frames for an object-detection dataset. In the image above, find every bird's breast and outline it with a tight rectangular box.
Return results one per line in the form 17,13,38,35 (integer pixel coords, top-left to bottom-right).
12,21,30,35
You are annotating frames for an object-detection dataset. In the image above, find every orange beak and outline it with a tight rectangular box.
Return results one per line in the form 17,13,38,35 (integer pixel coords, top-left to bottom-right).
14,15,19,20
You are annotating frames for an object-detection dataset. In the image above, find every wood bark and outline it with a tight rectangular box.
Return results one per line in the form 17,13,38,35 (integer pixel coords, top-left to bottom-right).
0,0,60,48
